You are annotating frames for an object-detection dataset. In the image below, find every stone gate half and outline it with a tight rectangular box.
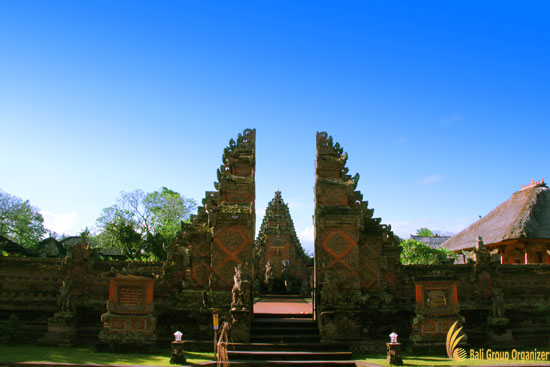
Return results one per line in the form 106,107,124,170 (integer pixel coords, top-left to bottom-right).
314,131,402,341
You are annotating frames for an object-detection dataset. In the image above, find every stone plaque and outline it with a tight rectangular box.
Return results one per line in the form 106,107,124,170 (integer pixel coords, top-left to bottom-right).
415,281,458,314
108,275,154,315
119,286,145,307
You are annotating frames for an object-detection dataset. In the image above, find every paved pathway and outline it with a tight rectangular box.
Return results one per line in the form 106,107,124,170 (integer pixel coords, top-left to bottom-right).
253,297,312,314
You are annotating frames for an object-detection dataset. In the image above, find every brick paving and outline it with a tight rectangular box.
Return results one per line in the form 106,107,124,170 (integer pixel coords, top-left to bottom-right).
253,297,312,314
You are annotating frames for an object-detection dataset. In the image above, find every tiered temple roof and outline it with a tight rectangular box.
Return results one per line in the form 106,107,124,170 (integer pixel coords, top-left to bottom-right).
256,190,310,275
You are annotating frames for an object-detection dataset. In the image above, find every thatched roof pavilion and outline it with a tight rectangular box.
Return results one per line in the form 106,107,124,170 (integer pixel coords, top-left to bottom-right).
442,179,550,264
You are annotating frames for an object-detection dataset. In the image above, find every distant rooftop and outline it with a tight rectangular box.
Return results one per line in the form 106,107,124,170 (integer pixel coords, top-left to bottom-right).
409,235,451,249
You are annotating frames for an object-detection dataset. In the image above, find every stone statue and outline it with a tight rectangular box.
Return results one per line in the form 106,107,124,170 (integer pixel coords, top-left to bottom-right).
201,290,208,308
57,280,75,312
208,272,217,290
183,247,191,268
475,236,490,267
264,260,274,292
231,265,245,310
240,276,250,311
281,260,289,289
491,287,506,318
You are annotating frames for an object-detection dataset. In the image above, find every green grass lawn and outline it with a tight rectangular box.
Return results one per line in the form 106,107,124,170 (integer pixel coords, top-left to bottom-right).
2,344,549,367
0,345,214,365
354,351,550,366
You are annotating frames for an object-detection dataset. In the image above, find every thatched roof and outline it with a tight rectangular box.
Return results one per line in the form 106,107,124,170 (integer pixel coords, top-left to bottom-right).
442,183,550,252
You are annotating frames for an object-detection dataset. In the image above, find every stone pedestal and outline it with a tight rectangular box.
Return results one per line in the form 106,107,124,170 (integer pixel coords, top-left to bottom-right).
97,275,157,352
230,309,251,342
410,280,466,350
170,341,187,364
386,342,403,365
487,316,513,344
39,311,77,347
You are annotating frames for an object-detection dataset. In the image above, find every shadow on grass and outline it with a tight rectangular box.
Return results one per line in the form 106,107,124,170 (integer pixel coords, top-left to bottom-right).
0,345,214,366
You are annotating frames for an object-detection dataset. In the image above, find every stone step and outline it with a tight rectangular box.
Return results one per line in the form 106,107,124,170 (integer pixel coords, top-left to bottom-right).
252,326,318,334
220,360,357,366
262,291,301,296
228,342,349,352
250,334,321,343
227,350,353,361
253,317,316,324
250,327,319,338
254,313,313,319
260,294,304,299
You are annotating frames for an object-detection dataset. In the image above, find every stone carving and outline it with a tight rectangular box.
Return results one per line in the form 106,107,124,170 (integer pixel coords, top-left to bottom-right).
57,280,75,312
39,242,94,347
231,264,249,311
281,260,288,283
475,236,491,267
264,260,274,291
491,287,505,318
208,271,217,290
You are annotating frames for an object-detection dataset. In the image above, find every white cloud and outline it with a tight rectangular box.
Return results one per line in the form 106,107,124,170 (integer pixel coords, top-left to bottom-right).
297,225,315,253
418,174,445,185
41,210,77,235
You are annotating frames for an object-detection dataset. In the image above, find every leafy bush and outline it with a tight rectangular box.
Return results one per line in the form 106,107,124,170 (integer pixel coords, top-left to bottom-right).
400,239,457,265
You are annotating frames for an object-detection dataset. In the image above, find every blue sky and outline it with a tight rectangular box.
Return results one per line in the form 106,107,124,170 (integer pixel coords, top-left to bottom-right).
1,1,549,253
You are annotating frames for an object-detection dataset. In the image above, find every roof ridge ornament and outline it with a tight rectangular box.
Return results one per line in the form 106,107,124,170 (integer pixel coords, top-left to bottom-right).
520,178,545,191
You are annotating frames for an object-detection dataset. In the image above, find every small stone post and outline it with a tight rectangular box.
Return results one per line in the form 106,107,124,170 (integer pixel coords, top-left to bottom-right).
386,332,403,365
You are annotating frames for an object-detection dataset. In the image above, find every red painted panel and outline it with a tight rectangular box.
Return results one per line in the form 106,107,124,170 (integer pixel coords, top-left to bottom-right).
109,279,116,303
416,284,423,306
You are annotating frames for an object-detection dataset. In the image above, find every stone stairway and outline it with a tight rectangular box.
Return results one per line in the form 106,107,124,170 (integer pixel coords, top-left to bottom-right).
226,312,356,366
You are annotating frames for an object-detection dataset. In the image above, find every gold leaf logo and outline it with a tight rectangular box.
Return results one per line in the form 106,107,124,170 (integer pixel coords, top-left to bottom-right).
446,320,467,362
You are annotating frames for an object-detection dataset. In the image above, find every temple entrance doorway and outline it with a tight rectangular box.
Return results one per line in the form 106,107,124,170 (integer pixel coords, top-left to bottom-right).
256,191,312,300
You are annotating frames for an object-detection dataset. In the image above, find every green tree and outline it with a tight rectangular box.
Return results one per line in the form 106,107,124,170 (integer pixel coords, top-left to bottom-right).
416,227,434,236
0,190,46,249
95,187,197,259
400,239,457,265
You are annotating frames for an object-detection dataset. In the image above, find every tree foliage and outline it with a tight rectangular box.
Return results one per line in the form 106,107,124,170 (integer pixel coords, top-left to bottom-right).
95,187,197,260
400,239,457,265
0,190,46,249
416,227,434,236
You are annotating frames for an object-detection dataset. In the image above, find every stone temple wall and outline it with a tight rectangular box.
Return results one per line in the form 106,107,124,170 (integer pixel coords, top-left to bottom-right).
1,129,550,351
